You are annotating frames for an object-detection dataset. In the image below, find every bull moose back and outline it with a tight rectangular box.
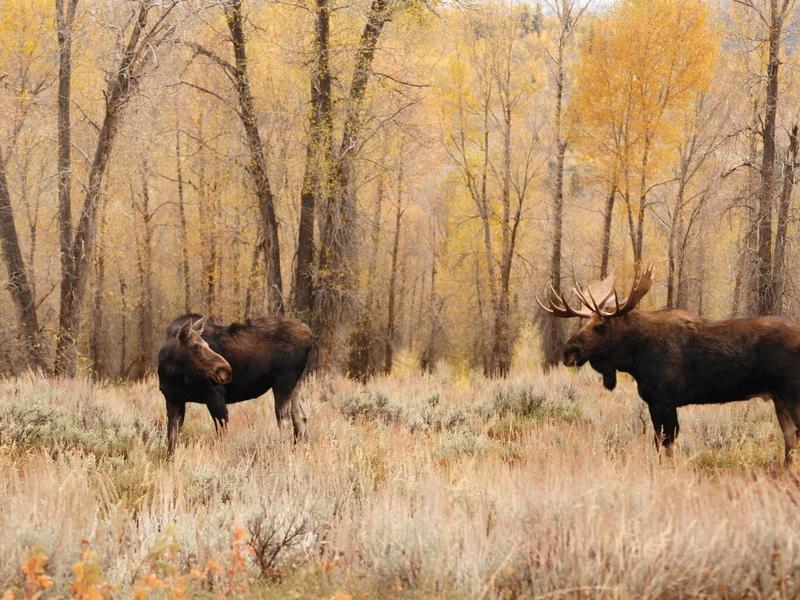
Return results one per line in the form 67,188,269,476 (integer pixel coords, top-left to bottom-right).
539,266,800,464
157,313,312,454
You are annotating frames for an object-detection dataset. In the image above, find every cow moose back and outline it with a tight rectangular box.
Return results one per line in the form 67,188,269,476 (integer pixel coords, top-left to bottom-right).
158,313,312,453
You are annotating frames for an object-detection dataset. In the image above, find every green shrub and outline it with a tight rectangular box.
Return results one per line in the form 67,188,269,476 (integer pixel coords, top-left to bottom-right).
338,390,404,425
0,396,152,458
432,432,488,462
478,378,582,423
481,379,547,418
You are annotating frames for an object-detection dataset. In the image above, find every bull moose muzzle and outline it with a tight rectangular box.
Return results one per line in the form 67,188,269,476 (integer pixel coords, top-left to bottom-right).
563,344,585,367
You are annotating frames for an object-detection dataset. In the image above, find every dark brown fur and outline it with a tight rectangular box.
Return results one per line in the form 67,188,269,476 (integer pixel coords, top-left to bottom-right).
158,314,312,453
564,308,800,462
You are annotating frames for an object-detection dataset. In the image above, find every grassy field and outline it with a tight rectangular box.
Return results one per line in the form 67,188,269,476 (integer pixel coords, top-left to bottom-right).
1,368,799,598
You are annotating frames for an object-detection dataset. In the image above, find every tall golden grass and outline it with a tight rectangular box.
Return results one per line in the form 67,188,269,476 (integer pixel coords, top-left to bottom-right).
0,369,798,598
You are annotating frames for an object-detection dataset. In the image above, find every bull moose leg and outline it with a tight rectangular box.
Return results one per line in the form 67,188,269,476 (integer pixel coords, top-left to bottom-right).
776,397,800,465
648,404,680,459
166,400,186,456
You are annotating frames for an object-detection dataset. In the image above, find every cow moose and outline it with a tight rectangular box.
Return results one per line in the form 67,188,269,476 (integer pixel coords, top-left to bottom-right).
538,266,800,464
157,313,312,454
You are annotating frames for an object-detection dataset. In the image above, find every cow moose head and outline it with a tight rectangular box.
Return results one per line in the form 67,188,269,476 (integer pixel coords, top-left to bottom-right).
172,317,233,385
537,266,653,390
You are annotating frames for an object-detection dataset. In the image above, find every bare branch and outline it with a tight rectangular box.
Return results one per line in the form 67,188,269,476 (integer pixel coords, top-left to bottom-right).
373,71,431,88
179,79,235,109
183,41,237,76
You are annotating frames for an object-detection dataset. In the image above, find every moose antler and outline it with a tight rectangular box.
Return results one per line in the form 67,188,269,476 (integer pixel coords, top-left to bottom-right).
536,285,596,318
537,265,653,319
614,265,653,316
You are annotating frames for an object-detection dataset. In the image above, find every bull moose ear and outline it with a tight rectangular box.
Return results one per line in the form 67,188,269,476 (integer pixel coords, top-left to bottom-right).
177,319,193,343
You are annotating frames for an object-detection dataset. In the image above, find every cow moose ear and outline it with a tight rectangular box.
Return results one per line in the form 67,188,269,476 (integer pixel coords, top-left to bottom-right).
177,319,193,343
192,316,207,335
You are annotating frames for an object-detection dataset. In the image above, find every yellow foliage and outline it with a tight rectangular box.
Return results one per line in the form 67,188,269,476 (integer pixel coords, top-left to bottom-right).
434,5,547,363
0,527,258,598
22,546,52,598
0,0,52,73
569,0,718,194
70,546,113,600
226,524,251,580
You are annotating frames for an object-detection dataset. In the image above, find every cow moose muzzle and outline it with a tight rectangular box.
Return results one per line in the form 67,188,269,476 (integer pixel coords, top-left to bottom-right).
211,363,233,385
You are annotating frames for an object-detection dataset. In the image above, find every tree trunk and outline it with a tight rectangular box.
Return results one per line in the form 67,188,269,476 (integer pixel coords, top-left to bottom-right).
474,259,489,372
365,175,384,311
293,0,333,319
56,0,78,372
207,189,220,319
397,249,409,351
599,183,616,279
384,171,403,374
90,205,107,380
225,1,284,315
175,124,191,313
244,235,264,318
136,172,154,376
635,198,646,274
755,0,782,315
696,222,707,316
542,138,567,369
294,185,316,318
542,39,568,370
667,178,687,307
118,271,128,377
732,100,762,317
632,142,650,276
0,150,46,369
675,226,690,310
231,235,242,316
90,245,106,380
198,154,217,318
55,2,161,376
771,122,798,313
21,154,39,299
732,217,758,317
312,0,390,371
420,222,441,373
491,97,514,377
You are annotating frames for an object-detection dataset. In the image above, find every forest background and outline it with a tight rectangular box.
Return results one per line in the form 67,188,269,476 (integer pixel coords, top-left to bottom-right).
0,0,796,380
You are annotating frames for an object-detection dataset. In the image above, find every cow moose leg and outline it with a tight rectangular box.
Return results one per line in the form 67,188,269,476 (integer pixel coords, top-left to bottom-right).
290,393,308,442
272,383,292,434
648,405,680,459
166,400,186,456
776,397,800,465
273,375,306,441
206,394,229,438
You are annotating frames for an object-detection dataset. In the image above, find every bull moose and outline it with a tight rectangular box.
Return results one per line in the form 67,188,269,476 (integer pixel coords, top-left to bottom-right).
539,266,800,464
157,313,312,454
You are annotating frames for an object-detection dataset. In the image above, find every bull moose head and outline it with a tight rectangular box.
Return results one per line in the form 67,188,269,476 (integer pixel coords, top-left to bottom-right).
173,317,233,385
537,266,653,390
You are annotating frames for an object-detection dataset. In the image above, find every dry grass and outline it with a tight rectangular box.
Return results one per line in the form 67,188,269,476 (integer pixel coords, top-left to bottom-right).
1,368,799,598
